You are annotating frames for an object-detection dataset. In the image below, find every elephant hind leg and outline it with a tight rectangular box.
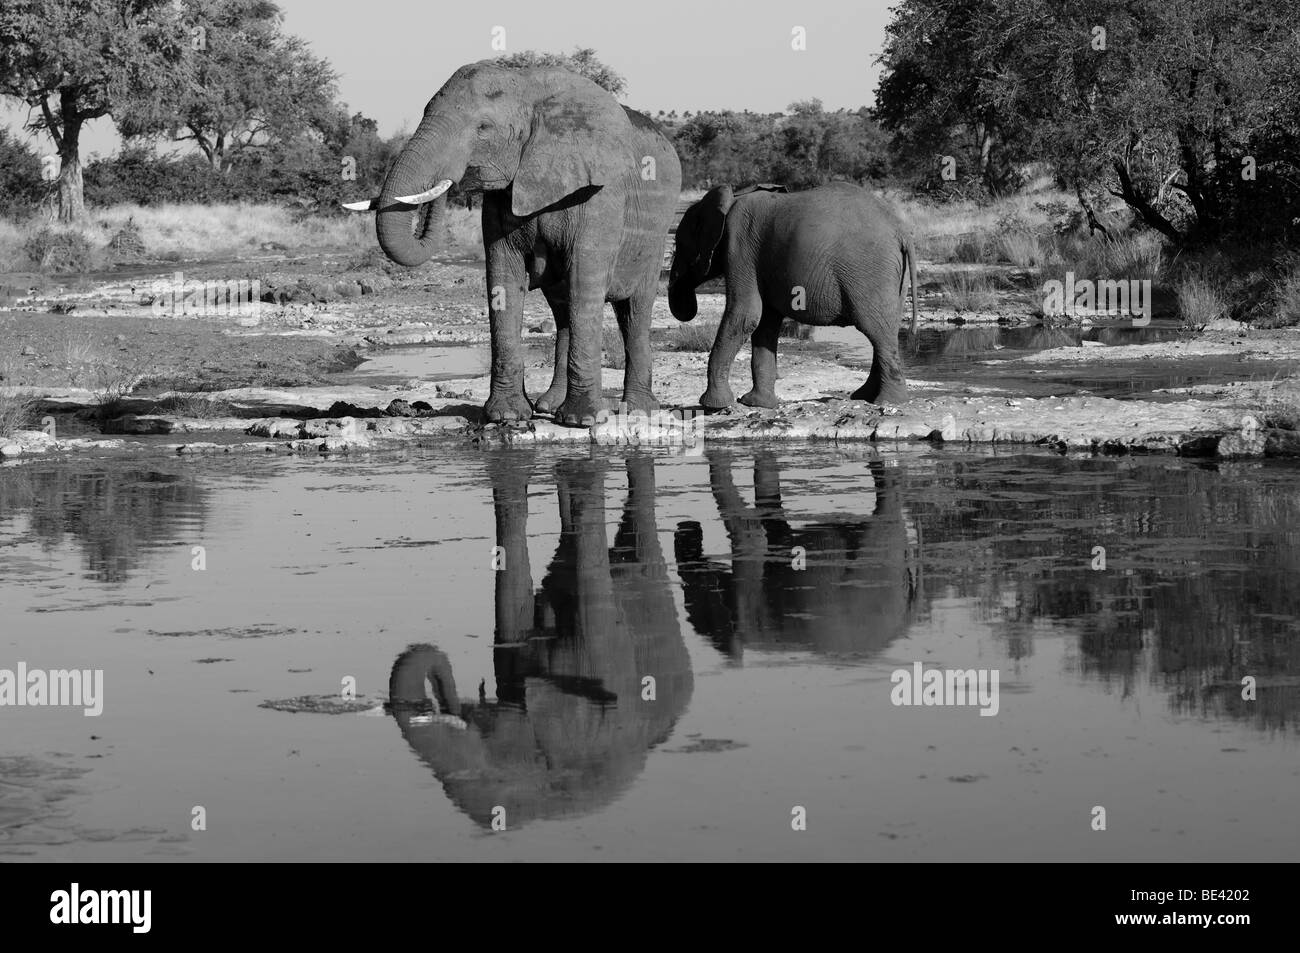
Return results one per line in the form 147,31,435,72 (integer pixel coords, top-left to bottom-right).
615,293,659,414
738,310,782,409
534,284,569,414
850,298,909,406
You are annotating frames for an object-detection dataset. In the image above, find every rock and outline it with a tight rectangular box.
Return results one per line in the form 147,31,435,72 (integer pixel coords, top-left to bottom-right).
540,318,557,333
259,694,381,715
20,345,36,356
412,401,433,412
325,400,383,418
306,280,336,302
1215,431,1266,458
246,418,304,439
1265,429,1300,457
12,430,55,450
385,399,414,417
0,444,21,458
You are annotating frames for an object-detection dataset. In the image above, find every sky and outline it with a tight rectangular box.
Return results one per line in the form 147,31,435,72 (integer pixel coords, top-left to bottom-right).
2,0,894,158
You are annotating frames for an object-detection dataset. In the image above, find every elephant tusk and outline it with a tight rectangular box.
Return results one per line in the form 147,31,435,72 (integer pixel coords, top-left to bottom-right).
341,198,379,211
394,179,453,205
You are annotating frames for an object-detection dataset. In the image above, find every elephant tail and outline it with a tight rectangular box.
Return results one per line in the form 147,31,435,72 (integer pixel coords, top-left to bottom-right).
902,239,919,334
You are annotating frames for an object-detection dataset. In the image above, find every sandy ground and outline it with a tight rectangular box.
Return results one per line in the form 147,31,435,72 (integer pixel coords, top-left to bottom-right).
3,251,1300,460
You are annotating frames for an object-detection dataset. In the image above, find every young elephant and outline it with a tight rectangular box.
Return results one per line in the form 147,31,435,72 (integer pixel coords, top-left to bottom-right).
668,182,918,408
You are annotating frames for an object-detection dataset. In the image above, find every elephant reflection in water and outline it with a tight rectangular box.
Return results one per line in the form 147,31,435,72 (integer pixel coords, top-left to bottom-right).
675,451,921,660
389,453,693,828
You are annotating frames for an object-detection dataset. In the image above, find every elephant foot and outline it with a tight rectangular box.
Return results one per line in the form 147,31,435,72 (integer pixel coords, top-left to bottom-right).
533,384,567,415
851,382,909,406
483,391,533,423
699,384,735,410
738,389,779,409
554,394,606,427
618,391,660,415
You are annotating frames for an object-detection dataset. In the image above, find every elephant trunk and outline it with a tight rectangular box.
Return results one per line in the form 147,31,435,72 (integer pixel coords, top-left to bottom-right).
376,118,459,268
668,280,698,321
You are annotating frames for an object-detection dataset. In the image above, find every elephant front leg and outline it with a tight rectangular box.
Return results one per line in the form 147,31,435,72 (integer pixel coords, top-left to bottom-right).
615,291,659,414
554,256,616,427
701,290,761,410
483,247,532,422
738,310,782,409
534,284,569,415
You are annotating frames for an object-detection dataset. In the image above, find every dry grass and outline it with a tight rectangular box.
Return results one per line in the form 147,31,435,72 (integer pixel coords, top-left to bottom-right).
952,232,991,263
942,272,999,312
780,320,815,341
667,319,720,352
601,326,626,369
1267,259,1300,328
998,230,1046,267
1175,272,1230,327
0,202,487,272
0,389,38,438
444,206,482,250
156,392,235,418
1049,232,1165,283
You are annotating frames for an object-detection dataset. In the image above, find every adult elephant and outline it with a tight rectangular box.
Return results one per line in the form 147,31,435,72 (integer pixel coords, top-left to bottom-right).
345,62,681,426
668,182,917,408
674,450,921,660
387,453,693,828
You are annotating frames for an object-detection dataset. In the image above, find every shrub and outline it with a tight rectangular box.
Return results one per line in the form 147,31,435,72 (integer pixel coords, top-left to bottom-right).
22,228,101,273
1175,272,1230,326
998,230,1045,267
0,390,37,438
942,272,998,312
0,129,46,218
779,320,815,341
952,231,991,263
1266,259,1300,328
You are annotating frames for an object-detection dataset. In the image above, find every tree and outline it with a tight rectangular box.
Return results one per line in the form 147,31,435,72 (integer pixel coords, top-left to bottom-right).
877,0,1300,242
495,47,627,97
116,0,340,174
876,0,1029,196
0,126,45,215
0,0,189,221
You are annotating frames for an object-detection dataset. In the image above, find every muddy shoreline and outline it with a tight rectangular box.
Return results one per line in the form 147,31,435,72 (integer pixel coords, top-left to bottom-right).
4,254,1300,462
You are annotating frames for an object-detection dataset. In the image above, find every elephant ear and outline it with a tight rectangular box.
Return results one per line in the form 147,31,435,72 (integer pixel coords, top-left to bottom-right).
512,83,634,218
695,184,735,273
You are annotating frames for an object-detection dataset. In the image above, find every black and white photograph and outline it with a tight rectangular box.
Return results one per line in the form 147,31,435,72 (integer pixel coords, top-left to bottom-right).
0,0,1293,907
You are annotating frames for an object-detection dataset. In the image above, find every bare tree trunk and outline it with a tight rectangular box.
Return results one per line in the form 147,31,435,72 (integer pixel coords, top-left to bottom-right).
1074,183,1111,239
57,115,86,223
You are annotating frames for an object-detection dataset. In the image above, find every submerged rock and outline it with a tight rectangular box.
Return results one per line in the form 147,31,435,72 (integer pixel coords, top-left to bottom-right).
259,694,382,715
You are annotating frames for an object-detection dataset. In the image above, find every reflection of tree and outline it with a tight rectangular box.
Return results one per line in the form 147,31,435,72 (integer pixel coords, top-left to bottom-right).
0,465,207,583
388,453,693,828
674,450,920,661
909,456,1300,731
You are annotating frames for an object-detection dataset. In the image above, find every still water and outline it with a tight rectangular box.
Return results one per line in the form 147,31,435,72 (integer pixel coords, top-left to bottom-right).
1,446,1297,861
